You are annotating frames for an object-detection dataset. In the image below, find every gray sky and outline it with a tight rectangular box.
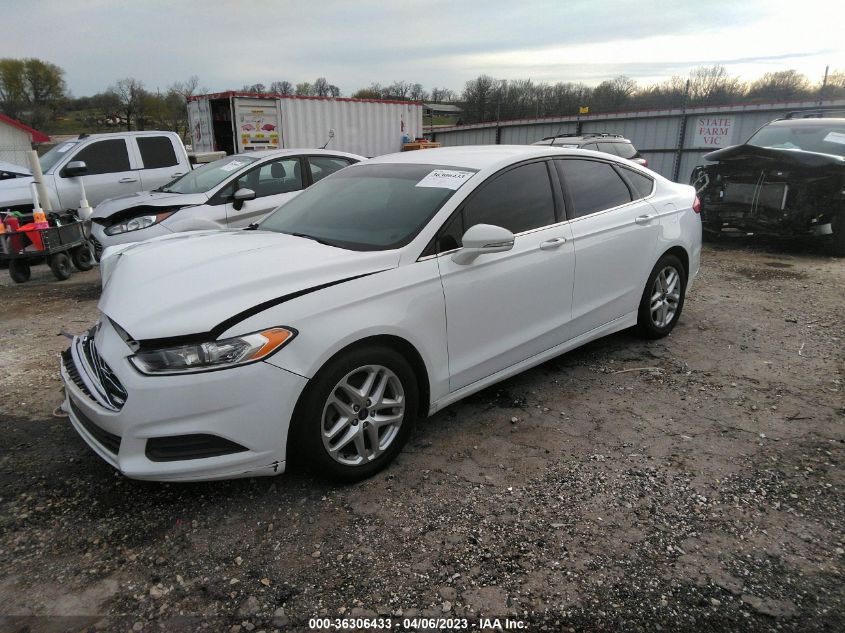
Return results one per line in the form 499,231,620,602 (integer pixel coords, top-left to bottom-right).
2,0,843,97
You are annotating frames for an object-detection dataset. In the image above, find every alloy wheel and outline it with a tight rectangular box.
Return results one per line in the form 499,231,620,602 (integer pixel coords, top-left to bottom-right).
649,265,681,328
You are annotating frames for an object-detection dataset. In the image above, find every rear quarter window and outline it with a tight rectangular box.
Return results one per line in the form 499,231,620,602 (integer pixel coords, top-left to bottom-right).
612,142,638,159
617,166,654,199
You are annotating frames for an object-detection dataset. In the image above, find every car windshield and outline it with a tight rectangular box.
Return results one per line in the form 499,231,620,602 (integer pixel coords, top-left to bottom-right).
39,142,79,172
747,121,845,157
160,156,257,194
259,163,477,251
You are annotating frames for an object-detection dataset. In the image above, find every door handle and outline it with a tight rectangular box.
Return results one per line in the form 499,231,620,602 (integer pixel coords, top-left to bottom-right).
635,214,656,225
118,177,138,184
170,172,184,178
540,236,567,250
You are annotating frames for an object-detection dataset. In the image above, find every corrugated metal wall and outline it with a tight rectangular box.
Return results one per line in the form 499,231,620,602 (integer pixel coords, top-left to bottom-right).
279,99,422,157
431,99,845,183
0,123,33,167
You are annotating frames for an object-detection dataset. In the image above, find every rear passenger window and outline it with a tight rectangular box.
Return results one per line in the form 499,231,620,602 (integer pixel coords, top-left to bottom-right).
618,166,654,199
463,161,556,235
137,136,178,169
557,159,632,218
309,156,353,183
69,139,130,175
612,142,637,159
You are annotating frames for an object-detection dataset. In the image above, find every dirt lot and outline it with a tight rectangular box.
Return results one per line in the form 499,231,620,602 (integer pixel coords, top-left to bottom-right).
0,241,843,633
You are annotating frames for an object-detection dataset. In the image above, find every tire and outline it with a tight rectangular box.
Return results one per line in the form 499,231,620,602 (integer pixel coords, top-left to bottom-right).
8,259,31,283
831,213,845,257
71,243,95,271
636,254,687,339
291,345,418,482
49,252,72,281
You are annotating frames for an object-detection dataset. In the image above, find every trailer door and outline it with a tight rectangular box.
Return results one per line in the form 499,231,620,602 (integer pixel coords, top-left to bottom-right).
187,99,214,153
232,97,283,153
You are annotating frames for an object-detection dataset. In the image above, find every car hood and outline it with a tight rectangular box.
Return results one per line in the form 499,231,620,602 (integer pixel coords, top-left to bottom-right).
99,230,400,341
705,144,845,169
93,190,209,219
0,161,30,176
0,174,35,204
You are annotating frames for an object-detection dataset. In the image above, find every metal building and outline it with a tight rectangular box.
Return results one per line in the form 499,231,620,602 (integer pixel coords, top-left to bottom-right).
429,98,845,183
0,114,50,167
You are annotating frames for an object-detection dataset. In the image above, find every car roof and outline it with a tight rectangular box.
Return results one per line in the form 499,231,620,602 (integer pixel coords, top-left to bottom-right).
769,118,845,126
230,148,365,161
365,145,585,170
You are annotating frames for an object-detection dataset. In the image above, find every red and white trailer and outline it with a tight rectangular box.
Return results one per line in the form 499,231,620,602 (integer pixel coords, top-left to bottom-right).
187,92,422,158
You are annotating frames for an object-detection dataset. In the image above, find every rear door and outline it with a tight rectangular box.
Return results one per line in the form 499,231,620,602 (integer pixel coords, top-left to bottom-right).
223,156,305,228
135,135,187,190
56,138,142,208
435,160,575,391
555,158,659,337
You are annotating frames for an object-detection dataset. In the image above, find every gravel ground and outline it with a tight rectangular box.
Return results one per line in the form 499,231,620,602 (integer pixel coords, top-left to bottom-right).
0,240,843,633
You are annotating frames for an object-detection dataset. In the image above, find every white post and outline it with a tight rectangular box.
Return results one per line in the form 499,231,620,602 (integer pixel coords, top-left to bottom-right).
27,150,52,211
77,178,93,222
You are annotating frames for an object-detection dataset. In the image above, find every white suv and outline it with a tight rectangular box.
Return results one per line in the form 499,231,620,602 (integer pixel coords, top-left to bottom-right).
533,133,648,167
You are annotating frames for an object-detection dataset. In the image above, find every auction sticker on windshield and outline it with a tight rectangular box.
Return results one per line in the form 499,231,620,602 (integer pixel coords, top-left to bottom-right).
219,160,246,173
416,169,474,189
824,131,845,146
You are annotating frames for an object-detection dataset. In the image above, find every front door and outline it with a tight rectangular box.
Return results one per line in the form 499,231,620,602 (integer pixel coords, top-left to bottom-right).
224,156,305,228
56,138,142,208
435,160,575,392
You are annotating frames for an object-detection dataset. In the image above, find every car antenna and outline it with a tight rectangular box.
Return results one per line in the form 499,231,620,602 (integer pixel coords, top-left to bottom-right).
320,128,336,149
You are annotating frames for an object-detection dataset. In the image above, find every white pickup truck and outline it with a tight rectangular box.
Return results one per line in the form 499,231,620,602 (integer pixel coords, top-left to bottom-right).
0,131,191,213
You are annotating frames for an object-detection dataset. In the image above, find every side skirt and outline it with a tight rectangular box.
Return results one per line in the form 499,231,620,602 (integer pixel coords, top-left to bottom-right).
428,311,638,415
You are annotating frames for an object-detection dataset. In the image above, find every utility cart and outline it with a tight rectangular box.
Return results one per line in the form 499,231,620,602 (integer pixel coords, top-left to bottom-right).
0,216,94,283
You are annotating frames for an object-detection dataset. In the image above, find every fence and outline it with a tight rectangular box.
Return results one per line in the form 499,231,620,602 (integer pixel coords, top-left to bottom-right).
428,98,845,184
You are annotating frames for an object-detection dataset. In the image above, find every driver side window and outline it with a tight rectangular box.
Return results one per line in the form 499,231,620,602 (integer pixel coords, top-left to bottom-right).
436,161,557,254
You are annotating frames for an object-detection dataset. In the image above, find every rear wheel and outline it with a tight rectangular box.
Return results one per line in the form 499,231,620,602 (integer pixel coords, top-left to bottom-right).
8,259,31,283
637,254,687,339
71,243,95,271
49,252,72,281
291,345,418,482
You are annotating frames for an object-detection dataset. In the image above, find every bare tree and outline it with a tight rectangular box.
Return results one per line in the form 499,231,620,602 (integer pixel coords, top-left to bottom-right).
295,82,314,96
269,80,293,95
747,70,811,101
111,77,146,130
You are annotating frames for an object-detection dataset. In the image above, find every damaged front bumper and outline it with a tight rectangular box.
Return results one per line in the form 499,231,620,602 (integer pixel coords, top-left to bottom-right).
60,319,308,481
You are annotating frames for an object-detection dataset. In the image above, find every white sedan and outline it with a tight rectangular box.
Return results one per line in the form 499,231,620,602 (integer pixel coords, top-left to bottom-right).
89,148,363,258
62,145,701,482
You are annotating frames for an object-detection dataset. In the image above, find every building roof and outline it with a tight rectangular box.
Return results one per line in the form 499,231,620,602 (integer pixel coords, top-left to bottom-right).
188,91,422,107
0,113,50,143
423,103,462,113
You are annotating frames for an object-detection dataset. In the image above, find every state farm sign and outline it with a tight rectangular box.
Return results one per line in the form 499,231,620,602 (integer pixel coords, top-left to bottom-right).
692,116,735,148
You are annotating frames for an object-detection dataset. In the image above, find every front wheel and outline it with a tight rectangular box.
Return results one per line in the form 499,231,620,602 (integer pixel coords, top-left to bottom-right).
291,345,418,482
637,254,687,339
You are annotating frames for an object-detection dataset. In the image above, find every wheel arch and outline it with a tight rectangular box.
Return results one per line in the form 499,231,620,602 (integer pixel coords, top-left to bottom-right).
285,333,431,466
661,245,689,278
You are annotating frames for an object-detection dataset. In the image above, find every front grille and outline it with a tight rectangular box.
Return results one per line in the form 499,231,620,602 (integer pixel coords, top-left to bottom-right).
90,235,103,259
62,348,94,401
79,329,127,410
69,398,121,454
145,435,248,462
64,327,128,411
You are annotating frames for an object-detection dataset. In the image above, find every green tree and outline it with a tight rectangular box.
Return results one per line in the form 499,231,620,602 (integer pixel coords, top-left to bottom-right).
0,57,67,128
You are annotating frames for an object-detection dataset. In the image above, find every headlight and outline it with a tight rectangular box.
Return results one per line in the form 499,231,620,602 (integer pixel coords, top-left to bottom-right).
104,211,174,236
130,327,296,375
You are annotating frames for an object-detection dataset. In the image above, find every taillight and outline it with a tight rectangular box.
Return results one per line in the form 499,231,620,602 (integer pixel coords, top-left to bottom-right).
641,158,648,168
692,196,701,214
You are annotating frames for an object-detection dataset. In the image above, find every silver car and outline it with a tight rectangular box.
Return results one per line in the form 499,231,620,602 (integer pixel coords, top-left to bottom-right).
90,148,363,258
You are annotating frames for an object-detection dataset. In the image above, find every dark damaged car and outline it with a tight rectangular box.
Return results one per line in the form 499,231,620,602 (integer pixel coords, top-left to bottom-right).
691,114,845,255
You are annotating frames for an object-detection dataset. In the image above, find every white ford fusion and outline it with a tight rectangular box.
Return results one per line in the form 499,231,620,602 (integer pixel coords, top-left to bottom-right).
61,145,701,482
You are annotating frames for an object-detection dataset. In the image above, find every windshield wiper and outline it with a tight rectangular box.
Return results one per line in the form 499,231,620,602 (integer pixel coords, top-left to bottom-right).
285,231,336,247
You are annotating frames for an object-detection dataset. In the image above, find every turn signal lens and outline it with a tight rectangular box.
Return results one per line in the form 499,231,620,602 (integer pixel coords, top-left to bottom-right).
692,196,701,214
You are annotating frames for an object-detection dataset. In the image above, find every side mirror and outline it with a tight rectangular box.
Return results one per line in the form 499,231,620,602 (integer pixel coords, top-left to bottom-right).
452,223,515,265
232,187,256,210
63,161,88,178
